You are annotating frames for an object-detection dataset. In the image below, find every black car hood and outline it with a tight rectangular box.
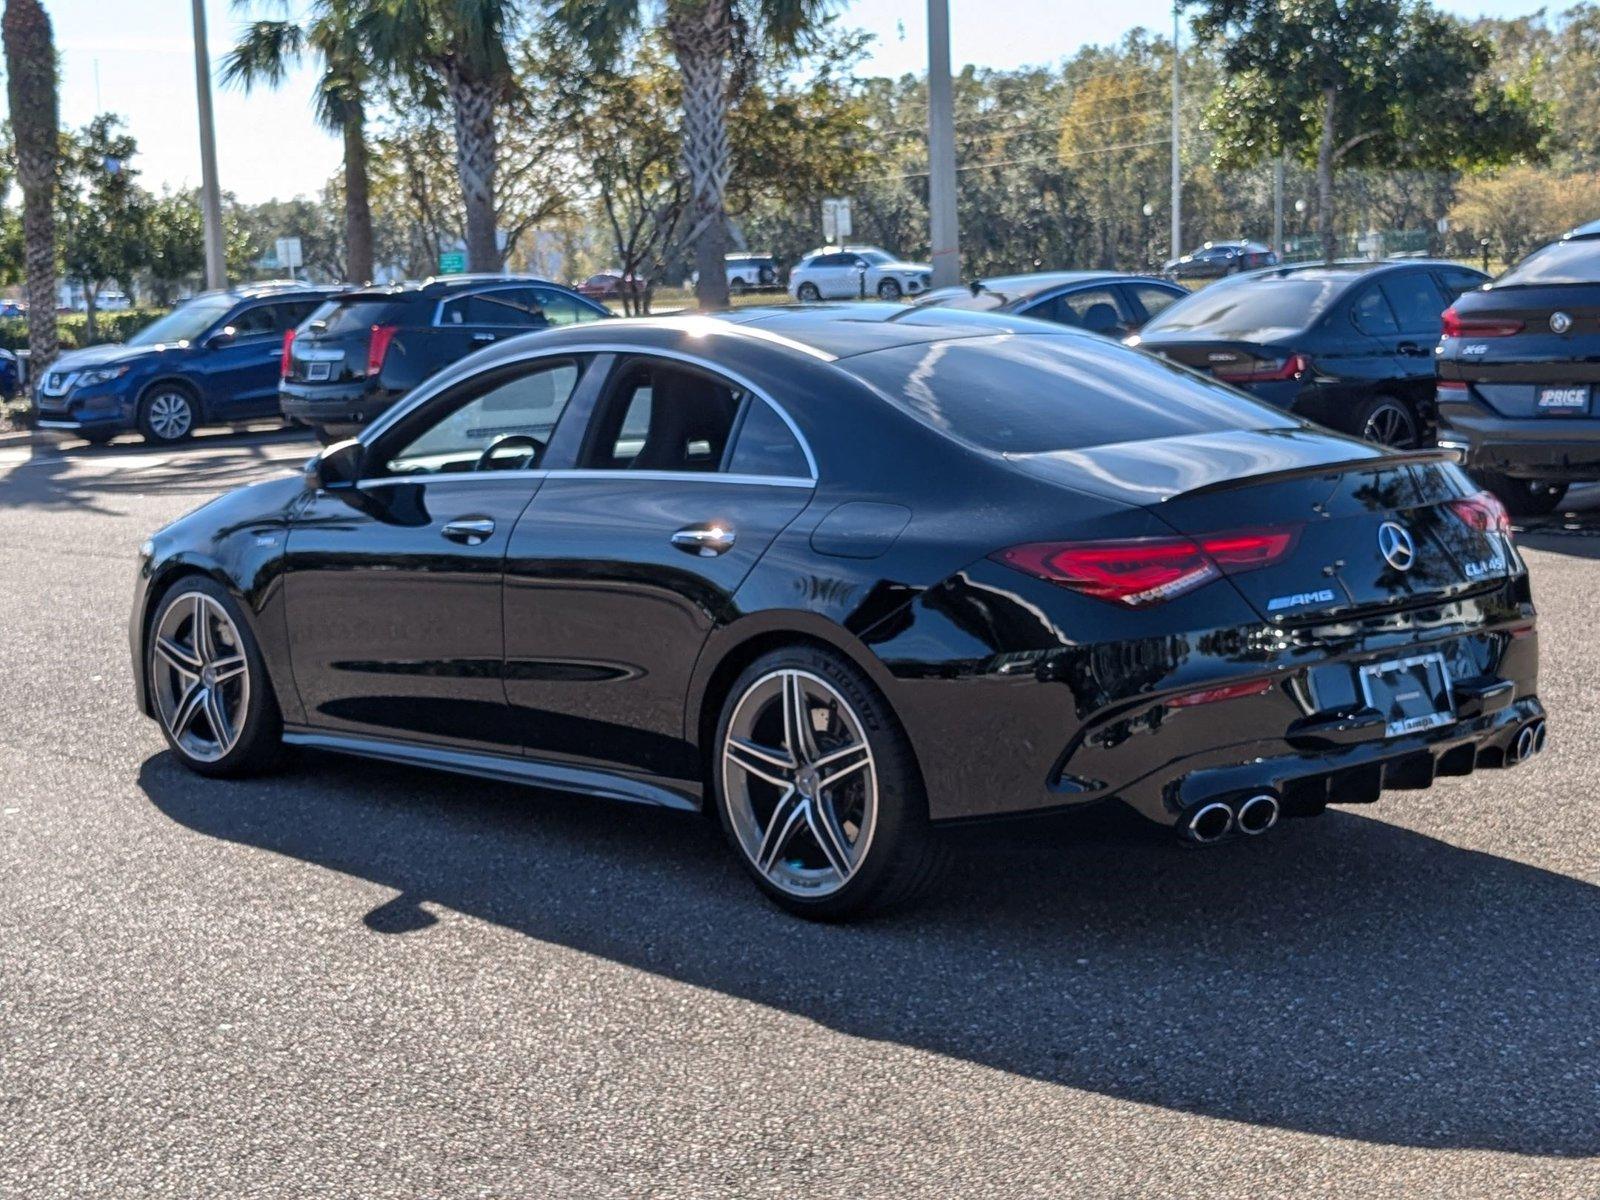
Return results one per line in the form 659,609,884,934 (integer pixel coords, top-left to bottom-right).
1005,426,1384,507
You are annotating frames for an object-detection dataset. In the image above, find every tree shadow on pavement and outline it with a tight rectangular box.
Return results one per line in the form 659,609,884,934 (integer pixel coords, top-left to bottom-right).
138,749,1599,1159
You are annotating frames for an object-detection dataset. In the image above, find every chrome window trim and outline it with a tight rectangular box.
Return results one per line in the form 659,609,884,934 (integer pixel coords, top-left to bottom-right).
358,342,821,482
355,468,814,492
431,283,599,330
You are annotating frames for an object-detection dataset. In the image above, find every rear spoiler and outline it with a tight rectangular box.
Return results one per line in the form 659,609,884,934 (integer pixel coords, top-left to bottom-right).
1171,446,1465,500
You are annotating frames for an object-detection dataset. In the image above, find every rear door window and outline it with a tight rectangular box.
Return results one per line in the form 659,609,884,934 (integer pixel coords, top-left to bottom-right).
582,358,743,472
1378,272,1448,333
441,289,544,328
531,287,605,326
1026,287,1128,333
845,334,1295,454
1350,286,1400,337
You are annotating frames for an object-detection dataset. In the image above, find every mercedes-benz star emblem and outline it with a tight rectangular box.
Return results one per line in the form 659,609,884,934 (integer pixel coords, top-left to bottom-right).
1551,311,1573,334
1378,521,1416,572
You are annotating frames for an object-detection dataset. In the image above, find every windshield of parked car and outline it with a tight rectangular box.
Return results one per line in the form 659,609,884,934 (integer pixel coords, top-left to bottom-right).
1140,277,1343,338
846,333,1295,454
126,296,236,346
1495,238,1600,287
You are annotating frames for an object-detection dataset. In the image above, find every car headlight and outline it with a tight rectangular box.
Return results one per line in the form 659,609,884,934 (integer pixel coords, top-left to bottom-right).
77,364,131,387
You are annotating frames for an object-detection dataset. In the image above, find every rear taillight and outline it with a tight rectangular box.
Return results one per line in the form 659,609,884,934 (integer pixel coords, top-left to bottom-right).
367,324,399,376
280,329,295,379
1213,353,1310,383
993,526,1300,607
1442,307,1523,338
1448,490,1512,536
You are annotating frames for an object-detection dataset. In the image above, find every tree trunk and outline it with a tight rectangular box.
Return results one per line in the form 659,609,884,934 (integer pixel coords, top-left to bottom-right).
1317,85,1337,265
84,285,98,344
446,64,499,273
343,101,375,284
4,0,60,375
670,0,733,310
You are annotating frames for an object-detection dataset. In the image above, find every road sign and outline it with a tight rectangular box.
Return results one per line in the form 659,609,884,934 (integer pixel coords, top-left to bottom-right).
274,237,303,275
822,198,852,244
438,250,467,274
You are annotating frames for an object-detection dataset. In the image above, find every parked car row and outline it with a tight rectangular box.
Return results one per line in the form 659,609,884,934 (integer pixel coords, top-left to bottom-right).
33,226,1600,521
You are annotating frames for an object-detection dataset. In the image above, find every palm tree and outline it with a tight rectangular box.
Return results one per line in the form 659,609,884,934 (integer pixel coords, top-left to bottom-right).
3,0,59,373
224,0,375,283
364,0,519,273
561,0,831,308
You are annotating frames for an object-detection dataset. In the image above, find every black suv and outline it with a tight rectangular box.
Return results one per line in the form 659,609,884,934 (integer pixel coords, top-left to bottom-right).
281,274,611,440
1133,259,1487,448
1435,221,1600,515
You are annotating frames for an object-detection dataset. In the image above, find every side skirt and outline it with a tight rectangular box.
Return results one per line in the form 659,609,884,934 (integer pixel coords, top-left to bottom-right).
281,728,703,814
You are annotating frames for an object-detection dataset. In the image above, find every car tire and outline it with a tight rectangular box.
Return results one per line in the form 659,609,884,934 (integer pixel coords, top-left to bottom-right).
1473,472,1569,518
730,279,748,295
711,645,949,920
876,278,903,301
137,384,197,445
81,430,116,446
1353,394,1420,448
146,575,282,778
796,282,822,302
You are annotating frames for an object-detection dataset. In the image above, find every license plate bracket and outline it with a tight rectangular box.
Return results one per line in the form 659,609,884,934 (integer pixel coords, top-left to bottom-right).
1357,652,1455,737
305,361,332,382
1536,384,1589,414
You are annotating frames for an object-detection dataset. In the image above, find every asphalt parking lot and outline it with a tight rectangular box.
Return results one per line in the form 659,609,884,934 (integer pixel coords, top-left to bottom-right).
1,429,1597,1198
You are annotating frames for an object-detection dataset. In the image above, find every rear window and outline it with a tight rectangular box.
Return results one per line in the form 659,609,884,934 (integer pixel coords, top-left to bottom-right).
1142,277,1345,338
846,334,1296,454
307,297,413,336
1496,239,1600,287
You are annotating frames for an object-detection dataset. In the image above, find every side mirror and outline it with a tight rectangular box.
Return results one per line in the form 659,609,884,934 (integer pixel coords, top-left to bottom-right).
304,438,365,491
205,328,236,349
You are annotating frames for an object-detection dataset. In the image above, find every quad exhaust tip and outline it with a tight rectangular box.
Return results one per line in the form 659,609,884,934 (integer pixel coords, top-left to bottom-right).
1511,719,1547,764
1236,793,1281,836
1182,801,1235,845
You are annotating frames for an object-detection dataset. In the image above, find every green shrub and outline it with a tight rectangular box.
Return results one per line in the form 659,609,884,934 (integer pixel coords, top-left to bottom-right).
0,308,168,353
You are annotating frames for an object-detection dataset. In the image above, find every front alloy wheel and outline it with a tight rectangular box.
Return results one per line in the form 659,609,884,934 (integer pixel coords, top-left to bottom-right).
148,579,280,775
877,278,903,301
139,388,195,444
714,648,947,918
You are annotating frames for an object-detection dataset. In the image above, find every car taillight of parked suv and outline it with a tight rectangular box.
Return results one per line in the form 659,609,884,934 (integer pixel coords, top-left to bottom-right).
1435,221,1600,516
280,274,611,441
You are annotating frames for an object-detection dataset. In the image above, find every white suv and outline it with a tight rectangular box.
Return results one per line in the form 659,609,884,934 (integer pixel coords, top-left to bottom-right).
788,246,932,302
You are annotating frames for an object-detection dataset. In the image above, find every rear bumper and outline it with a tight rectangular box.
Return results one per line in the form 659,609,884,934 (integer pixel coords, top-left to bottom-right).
279,382,394,427
1437,397,1600,479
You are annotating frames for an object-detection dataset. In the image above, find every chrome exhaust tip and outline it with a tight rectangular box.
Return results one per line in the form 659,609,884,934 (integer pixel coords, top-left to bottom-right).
1533,719,1547,755
1512,723,1538,764
1181,801,1235,846
1235,793,1281,836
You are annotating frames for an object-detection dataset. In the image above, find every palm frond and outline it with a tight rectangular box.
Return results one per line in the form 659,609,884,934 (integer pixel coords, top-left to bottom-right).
220,19,308,90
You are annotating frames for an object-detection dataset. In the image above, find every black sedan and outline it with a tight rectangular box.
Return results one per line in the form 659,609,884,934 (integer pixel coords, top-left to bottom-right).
912,271,1187,336
1163,240,1279,281
132,305,1546,918
1133,259,1488,448
1436,220,1600,516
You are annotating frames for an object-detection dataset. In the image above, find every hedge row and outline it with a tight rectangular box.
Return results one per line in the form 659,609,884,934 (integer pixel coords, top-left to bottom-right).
0,309,168,354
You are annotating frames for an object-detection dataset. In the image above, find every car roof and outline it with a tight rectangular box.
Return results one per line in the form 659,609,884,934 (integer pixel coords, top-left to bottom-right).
1562,219,1600,241
1231,258,1474,284
682,303,1082,358
970,270,1173,300
331,274,574,301
184,280,337,304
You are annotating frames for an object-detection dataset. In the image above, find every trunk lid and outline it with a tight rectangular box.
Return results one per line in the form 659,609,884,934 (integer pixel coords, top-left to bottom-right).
1443,284,1600,394
1009,428,1515,624
1140,338,1296,381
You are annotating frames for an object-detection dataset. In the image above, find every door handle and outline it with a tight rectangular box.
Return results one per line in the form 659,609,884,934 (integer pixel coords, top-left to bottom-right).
441,517,496,545
1397,341,1427,356
671,523,737,557
471,332,497,345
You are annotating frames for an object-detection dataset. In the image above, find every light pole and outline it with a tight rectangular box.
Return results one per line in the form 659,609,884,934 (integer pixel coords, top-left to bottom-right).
191,0,226,291
926,0,960,287
1170,3,1182,261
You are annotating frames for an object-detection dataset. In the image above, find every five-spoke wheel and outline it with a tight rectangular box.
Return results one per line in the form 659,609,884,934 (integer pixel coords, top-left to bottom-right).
714,647,946,918
147,579,280,775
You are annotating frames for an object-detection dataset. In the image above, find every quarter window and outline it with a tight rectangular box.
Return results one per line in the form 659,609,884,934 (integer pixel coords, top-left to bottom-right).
383,360,581,475
728,399,811,479
1130,284,1181,320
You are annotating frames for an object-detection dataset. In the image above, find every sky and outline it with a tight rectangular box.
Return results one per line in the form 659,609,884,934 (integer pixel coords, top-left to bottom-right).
46,0,1556,205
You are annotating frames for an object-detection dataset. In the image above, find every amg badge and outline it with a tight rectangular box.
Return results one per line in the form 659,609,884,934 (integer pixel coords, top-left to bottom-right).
1267,587,1337,612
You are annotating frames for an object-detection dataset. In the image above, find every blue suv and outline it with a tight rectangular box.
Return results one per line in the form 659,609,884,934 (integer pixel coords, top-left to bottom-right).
33,281,337,445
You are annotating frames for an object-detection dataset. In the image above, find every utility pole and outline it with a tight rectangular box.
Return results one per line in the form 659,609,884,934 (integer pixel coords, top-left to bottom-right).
191,0,227,291
927,0,959,288
1170,3,1182,260
1272,156,1285,256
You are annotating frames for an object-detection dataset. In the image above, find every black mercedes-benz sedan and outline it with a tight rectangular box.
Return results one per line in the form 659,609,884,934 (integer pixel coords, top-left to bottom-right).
132,305,1546,918
912,271,1187,336
1436,221,1600,516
